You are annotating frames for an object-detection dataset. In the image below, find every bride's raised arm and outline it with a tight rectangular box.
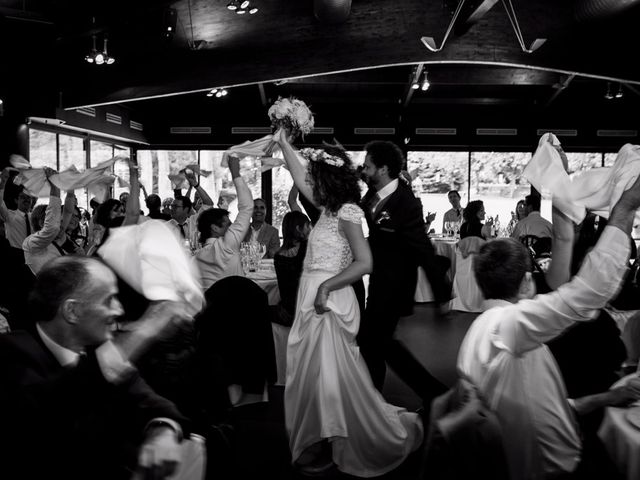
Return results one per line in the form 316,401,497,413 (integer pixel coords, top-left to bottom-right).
273,130,319,209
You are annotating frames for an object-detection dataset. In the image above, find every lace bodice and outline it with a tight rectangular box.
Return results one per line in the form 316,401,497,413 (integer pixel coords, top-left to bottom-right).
303,203,364,274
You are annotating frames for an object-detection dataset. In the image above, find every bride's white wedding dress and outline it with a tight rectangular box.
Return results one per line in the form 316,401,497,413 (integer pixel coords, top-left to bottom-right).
284,203,423,478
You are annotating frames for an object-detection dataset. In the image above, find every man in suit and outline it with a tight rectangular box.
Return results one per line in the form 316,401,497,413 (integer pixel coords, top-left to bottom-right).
243,198,281,258
357,140,448,406
0,255,193,480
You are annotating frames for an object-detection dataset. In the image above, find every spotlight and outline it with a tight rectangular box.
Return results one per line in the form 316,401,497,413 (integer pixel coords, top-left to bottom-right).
604,82,614,100
411,82,420,90
420,71,430,91
237,9,246,14
240,0,250,8
84,34,116,65
227,1,238,10
249,7,259,14
94,52,105,65
615,83,624,99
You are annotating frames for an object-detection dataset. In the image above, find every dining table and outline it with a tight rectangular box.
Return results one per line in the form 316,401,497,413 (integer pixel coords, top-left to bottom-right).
598,373,640,480
415,235,459,303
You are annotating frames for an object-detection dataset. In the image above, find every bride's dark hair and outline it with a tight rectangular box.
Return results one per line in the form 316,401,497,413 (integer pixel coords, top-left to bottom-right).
309,140,361,214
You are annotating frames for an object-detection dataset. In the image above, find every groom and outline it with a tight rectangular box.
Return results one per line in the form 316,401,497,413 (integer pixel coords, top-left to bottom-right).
358,140,449,406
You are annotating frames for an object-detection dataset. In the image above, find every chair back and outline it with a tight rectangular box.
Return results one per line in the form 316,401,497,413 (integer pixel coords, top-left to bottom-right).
197,276,277,394
451,237,485,313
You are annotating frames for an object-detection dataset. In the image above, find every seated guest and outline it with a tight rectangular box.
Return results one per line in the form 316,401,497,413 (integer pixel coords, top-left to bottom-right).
195,156,252,289
0,167,35,249
243,198,280,258
457,180,640,480
460,200,493,239
442,190,464,233
510,193,552,241
161,196,174,217
0,256,193,480
273,210,311,326
146,193,171,220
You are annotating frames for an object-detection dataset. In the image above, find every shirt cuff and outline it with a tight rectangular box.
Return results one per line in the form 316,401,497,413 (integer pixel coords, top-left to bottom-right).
144,417,184,443
95,340,137,384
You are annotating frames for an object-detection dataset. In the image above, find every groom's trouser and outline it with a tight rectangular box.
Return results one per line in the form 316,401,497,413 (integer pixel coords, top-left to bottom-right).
357,300,447,403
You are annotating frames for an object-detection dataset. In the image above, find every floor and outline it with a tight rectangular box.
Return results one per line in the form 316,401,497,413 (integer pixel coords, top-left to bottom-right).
224,303,478,479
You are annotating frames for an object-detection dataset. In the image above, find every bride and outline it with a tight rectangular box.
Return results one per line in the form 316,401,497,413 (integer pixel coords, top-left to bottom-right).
274,130,423,477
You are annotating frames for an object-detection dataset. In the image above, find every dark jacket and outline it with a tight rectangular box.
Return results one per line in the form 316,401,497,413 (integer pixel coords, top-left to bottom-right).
421,379,510,480
363,182,448,313
0,330,188,480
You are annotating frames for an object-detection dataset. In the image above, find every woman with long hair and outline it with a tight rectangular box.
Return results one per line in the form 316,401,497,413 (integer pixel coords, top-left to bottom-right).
274,131,423,477
460,200,493,239
273,211,311,326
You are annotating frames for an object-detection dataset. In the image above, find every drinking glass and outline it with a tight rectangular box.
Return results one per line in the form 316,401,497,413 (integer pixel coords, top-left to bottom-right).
444,221,451,237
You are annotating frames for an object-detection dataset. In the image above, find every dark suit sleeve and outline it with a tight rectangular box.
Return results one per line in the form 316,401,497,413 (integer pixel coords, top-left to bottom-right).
266,226,281,258
398,191,450,303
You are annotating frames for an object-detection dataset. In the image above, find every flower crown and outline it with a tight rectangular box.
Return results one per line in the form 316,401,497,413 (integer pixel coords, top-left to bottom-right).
299,148,346,168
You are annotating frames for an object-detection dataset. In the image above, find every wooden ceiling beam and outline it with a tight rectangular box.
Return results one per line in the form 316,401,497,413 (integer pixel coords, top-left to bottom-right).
455,0,500,35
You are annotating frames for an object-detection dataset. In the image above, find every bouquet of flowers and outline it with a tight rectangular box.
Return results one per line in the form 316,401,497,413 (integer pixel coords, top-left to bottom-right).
268,96,314,140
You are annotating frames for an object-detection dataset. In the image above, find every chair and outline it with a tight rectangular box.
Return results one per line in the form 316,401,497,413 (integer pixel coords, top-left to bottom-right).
197,276,277,398
519,235,551,258
450,237,485,313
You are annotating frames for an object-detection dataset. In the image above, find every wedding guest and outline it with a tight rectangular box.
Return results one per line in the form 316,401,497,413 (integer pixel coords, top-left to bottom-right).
161,197,174,217
145,193,171,220
358,140,449,408
22,169,77,275
442,190,464,233
0,256,193,480
516,199,527,220
243,198,280,258
167,169,213,246
273,210,311,326
0,167,35,249
511,194,552,241
195,156,252,289
460,200,493,239
457,177,640,480
119,191,129,208
275,132,423,477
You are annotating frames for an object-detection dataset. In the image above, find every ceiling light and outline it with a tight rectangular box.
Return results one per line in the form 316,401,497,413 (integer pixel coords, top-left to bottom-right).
249,7,259,14
420,71,430,91
411,82,420,90
615,83,624,99
240,0,250,8
84,34,116,65
207,88,228,98
227,1,238,10
237,9,246,14
604,82,614,100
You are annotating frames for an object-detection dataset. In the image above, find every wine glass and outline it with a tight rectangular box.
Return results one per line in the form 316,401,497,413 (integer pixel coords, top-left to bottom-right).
444,221,451,237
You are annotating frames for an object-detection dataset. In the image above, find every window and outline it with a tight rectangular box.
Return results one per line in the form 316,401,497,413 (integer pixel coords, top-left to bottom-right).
565,152,603,178
407,151,469,233
470,152,534,232
58,134,88,209
604,153,618,167
29,129,56,169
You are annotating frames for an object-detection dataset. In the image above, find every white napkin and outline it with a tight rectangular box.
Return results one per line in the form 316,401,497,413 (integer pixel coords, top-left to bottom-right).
10,154,127,202
523,134,640,224
221,135,286,172
98,220,204,316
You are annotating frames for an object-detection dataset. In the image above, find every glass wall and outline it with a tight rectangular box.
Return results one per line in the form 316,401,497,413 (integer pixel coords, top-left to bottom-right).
408,152,469,234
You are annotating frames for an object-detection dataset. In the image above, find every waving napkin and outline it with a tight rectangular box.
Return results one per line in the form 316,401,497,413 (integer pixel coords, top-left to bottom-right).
98,220,204,316
10,154,127,201
221,135,287,172
168,164,212,190
523,134,640,224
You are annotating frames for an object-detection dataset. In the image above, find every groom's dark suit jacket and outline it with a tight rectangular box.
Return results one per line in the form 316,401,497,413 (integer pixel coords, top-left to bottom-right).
363,182,447,316
0,329,188,480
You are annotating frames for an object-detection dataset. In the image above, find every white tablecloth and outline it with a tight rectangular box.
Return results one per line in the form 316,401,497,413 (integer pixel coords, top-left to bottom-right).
415,237,458,303
246,268,280,306
598,374,640,480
